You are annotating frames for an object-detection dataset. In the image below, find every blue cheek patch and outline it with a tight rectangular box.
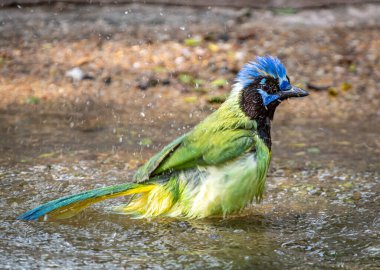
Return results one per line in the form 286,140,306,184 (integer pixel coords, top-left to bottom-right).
258,89,279,106
260,78,267,84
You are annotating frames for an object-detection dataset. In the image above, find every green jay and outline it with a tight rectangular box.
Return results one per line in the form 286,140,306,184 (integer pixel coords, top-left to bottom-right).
18,55,308,221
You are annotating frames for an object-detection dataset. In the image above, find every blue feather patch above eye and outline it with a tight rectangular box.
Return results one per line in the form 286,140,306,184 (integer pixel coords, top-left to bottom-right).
280,80,291,91
237,55,287,88
260,78,267,84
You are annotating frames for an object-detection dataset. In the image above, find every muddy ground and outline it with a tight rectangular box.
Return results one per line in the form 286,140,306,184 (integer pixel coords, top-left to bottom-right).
0,3,379,270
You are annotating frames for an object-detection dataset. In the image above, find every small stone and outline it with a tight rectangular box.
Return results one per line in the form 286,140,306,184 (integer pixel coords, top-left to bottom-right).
65,67,84,81
138,76,159,90
328,87,338,97
352,191,361,201
161,78,171,85
103,76,112,85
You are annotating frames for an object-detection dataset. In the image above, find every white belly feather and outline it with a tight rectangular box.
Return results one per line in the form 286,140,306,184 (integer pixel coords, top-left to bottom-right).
167,153,266,218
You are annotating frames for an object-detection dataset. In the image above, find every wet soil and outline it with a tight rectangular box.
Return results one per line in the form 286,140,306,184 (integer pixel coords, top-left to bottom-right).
0,3,379,270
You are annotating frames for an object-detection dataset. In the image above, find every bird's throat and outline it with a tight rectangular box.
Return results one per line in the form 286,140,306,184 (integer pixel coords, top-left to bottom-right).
256,117,272,149
240,88,276,149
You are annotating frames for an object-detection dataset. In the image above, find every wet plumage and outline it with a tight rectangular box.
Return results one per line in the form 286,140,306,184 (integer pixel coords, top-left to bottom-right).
18,55,308,221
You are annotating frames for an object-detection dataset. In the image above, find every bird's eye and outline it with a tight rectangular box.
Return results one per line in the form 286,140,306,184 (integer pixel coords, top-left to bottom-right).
274,84,281,93
267,82,279,94
259,77,280,94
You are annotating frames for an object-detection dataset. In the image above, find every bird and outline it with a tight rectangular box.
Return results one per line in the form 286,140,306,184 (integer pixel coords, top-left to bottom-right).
17,55,308,221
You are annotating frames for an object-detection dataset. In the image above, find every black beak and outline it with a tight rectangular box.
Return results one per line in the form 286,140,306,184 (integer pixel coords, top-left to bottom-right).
278,86,309,100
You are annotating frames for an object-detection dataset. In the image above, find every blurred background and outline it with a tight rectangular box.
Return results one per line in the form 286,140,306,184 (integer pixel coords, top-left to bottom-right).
0,1,379,269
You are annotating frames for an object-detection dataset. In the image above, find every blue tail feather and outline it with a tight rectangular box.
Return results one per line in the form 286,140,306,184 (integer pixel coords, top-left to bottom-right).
17,183,136,221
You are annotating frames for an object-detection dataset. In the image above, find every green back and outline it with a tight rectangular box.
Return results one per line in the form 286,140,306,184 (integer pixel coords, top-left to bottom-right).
133,93,264,182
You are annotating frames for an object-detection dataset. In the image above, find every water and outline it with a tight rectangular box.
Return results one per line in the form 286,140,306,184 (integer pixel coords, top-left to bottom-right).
0,102,379,270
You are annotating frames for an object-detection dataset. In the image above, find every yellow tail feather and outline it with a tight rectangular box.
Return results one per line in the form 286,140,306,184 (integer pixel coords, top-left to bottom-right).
49,185,156,219
113,184,176,218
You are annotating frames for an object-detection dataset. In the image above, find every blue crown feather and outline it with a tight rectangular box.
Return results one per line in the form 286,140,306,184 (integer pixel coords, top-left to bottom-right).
236,55,288,88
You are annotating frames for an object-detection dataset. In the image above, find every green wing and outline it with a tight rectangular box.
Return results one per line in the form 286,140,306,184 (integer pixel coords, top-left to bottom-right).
133,133,188,182
134,128,256,182
154,129,255,174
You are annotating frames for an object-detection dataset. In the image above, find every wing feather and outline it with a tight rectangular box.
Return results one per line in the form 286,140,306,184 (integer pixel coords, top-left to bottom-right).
133,133,188,182
150,129,255,176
